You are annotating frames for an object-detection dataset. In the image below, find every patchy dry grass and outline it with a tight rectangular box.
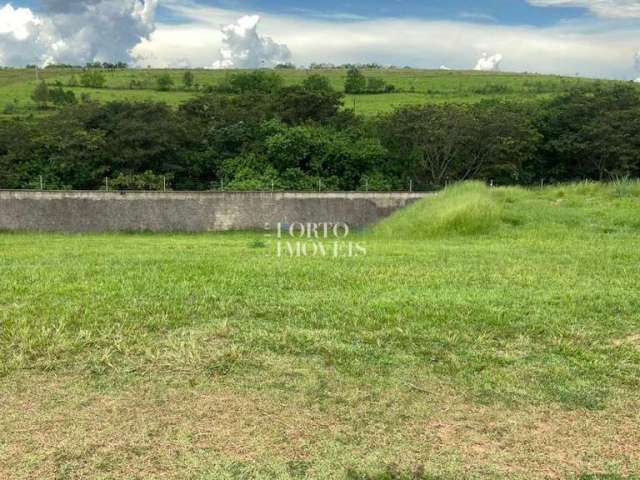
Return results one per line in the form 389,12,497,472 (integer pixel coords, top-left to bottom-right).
2,374,640,479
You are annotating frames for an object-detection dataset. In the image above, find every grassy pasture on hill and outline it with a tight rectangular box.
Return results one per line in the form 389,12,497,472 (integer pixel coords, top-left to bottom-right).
1,182,640,478
0,67,604,116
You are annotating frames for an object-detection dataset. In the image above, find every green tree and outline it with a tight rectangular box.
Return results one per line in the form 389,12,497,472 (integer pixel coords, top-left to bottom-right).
156,74,175,91
275,86,343,125
536,84,640,181
366,77,387,93
80,70,106,88
344,67,366,94
49,87,78,106
31,81,49,109
302,74,333,92
215,70,284,94
183,71,194,89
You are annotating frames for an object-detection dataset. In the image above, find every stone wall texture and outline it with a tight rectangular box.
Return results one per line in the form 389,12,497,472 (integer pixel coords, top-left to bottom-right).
0,191,428,233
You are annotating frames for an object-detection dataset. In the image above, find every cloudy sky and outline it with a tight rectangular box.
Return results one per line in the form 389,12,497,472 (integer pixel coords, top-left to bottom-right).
1,0,639,79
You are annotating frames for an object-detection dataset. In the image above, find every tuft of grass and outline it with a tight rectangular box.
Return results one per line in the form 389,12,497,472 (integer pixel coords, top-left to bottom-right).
373,181,502,239
249,238,267,249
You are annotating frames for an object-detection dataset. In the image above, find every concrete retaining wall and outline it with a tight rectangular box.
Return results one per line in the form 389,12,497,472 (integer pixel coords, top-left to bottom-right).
0,191,428,233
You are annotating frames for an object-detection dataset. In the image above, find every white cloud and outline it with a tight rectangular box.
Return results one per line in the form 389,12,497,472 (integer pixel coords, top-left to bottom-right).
527,0,640,18
132,2,640,80
0,4,38,41
2,0,638,79
459,12,497,22
474,53,503,71
0,0,158,66
211,15,291,69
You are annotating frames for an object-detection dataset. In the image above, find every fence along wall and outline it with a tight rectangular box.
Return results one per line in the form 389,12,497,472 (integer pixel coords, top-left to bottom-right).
0,191,428,233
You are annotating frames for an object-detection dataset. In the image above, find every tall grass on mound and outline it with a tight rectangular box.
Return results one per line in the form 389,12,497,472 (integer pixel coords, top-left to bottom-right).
373,181,502,239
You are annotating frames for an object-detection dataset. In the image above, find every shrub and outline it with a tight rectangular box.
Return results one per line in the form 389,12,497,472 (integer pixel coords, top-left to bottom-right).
344,67,367,94
183,71,194,89
31,81,49,109
302,74,333,92
3,101,17,114
49,87,77,106
366,77,387,93
109,171,173,191
214,71,284,94
80,70,106,88
156,74,175,91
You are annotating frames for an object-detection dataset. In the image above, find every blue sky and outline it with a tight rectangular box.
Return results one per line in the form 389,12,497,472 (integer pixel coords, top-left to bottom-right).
159,0,588,26
2,0,640,78
17,0,591,25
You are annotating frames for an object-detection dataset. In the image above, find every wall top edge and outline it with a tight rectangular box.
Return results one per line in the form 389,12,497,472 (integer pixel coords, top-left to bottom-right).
0,190,432,199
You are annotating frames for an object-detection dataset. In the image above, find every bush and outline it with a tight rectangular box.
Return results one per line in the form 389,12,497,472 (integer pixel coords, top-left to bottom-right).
3,101,17,114
49,87,77,106
214,71,284,94
358,173,394,191
275,86,343,125
156,74,175,91
345,69,395,94
366,77,387,93
344,67,367,94
472,83,514,95
183,71,194,89
109,171,172,191
31,81,49,109
302,74,333,92
80,70,106,88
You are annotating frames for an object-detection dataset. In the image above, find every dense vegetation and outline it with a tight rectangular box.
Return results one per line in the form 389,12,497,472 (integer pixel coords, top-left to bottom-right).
0,69,639,191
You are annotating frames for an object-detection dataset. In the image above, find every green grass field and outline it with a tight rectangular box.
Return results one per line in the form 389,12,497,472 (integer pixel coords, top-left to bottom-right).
0,67,605,117
1,182,640,478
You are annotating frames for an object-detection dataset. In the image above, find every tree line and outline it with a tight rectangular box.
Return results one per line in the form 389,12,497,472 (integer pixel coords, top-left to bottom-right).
1,71,639,191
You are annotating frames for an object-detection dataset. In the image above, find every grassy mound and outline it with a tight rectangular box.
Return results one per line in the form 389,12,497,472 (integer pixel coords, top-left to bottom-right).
373,181,503,239
373,180,640,240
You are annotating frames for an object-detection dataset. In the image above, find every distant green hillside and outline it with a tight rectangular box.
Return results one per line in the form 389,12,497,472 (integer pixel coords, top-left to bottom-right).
0,67,610,117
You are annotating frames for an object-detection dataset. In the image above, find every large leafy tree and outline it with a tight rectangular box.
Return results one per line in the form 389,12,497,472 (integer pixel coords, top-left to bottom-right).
274,86,344,125
536,83,640,181
344,67,367,94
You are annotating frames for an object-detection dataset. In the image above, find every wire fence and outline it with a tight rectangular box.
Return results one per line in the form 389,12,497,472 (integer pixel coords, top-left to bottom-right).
2,176,440,194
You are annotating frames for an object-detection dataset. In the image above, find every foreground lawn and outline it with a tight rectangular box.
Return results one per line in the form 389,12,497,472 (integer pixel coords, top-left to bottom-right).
1,183,639,479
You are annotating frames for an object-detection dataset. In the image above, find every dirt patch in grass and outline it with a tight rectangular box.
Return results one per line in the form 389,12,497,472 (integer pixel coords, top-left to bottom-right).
1,375,326,479
613,334,640,349
2,375,639,479
409,399,640,478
